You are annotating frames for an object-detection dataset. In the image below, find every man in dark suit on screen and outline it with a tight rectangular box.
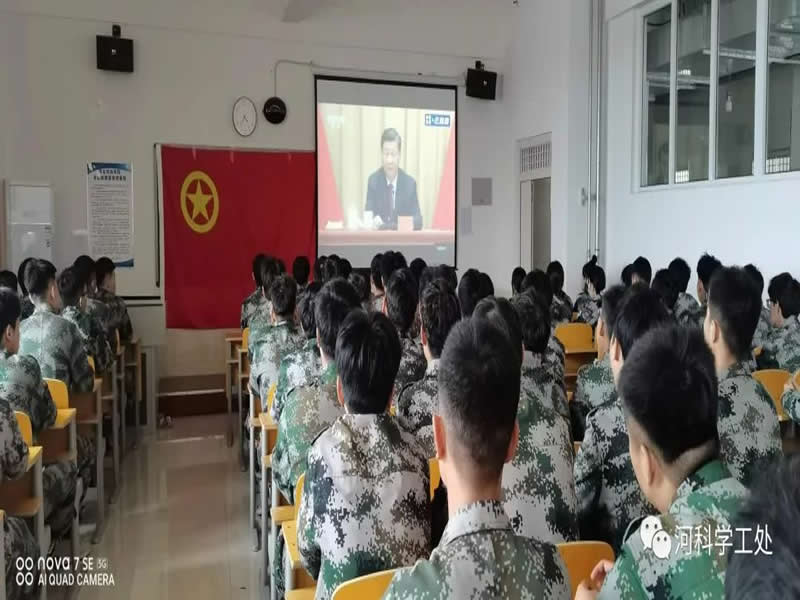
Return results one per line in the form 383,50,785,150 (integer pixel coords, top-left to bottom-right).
365,128,423,231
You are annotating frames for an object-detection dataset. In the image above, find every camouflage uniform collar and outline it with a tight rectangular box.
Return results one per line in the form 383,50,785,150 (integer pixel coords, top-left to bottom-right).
719,361,752,380
522,351,544,369
0,348,13,361
320,361,337,383
32,303,57,316
440,500,511,546
273,319,293,329
339,412,393,430
425,359,440,377
672,459,730,505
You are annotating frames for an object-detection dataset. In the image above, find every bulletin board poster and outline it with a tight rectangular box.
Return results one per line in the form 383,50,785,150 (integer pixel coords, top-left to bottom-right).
87,162,134,267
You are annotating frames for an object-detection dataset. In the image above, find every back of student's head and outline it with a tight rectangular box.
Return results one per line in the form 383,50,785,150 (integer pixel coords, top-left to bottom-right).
315,278,361,359
619,325,718,464
95,257,115,288
335,310,401,414
457,269,483,318
651,269,678,311
582,255,598,280
621,264,633,287
259,257,280,293
252,253,267,287
0,271,17,293
743,264,764,297
0,287,21,334
24,259,57,299
298,282,322,339
546,261,565,293
57,267,84,308
438,317,521,484
511,267,526,295
668,257,691,293
510,292,550,354
472,297,523,362
409,258,427,285
370,253,384,292
276,258,287,274
587,264,606,295
419,280,460,359
338,258,352,280
478,272,494,298
708,267,761,360
380,251,406,286
73,255,95,288
348,272,370,304
601,285,627,330
521,269,553,308
292,256,310,287
696,253,722,291
612,285,672,359
269,275,297,318
769,272,794,304
631,256,652,285
385,268,418,335
778,279,800,319
725,456,800,599
322,257,339,282
18,258,34,296
314,256,326,283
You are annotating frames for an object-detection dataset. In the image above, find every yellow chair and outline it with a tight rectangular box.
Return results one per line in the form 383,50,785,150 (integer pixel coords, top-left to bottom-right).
753,369,791,421
429,458,440,500
555,323,594,351
331,568,400,600
14,412,32,446
87,355,96,374
558,541,615,599
44,378,70,410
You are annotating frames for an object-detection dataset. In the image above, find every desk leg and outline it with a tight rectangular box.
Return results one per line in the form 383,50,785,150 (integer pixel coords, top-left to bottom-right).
70,421,81,559
92,419,105,545
33,461,47,600
110,367,120,504
225,363,233,447
261,458,269,587
249,413,257,547
134,345,142,448
119,353,127,459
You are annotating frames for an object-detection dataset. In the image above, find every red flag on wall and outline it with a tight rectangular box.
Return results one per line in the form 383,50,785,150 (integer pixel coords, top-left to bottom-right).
161,146,316,329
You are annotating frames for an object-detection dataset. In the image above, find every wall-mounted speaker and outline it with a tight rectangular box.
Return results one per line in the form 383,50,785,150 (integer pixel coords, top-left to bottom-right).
466,62,497,100
97,25,134,73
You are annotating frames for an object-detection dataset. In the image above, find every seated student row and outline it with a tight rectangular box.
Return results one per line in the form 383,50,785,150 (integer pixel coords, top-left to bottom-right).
241,249,797,600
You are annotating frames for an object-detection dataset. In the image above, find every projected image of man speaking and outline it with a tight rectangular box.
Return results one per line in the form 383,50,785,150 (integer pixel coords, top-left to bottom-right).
365,128,422,230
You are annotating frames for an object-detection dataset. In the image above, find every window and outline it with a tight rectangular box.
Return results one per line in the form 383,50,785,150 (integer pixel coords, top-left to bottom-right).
767,0,800,174
643,5,673,187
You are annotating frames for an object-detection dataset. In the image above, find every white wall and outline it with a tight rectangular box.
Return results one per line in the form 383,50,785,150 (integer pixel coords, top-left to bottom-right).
604,5,800,293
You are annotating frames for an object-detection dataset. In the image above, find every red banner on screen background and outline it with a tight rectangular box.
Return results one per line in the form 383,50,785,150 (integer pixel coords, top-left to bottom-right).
161,146,316,329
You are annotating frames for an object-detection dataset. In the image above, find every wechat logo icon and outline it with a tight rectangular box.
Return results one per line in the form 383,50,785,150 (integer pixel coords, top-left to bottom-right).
640,516,672,560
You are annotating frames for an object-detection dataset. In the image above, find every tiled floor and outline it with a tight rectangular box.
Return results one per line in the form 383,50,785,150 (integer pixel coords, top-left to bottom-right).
77,414,261,600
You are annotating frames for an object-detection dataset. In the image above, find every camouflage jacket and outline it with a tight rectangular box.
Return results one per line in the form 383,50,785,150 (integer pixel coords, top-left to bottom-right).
784,388,800,424
598,460,747,600
396,360,439,458
751,305,772,350
383,500,571,600
61,305,114,374
545,336,566,382
19,306,94,393
575,294,600,327
0,398,29,482
761,315,800,373
21,296,35,321
502,389,578,544
298,413,431,600
551,291,574,326
240,288,267,329
575,398,657,553
570,355,615,441
521,352,569,426
94,288,133,342
0,350,56,433
717,362,782,487
673,292,701,327
371,295,384,313
272,362,343,503
249,320,304,409
683,301,707,330
397,335,427,391
271,337,320,423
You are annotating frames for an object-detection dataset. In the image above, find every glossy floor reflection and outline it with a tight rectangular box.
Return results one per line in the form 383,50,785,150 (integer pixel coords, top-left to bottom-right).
77,414,260,600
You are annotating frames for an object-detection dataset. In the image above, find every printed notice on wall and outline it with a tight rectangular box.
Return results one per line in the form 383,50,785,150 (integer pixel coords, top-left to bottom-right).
87,162,134,267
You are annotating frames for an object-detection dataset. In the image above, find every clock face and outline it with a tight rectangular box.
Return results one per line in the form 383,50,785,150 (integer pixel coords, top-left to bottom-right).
232,96,257,137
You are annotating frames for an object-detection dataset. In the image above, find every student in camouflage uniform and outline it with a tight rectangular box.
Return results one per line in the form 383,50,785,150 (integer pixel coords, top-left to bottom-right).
292,256,311,295
298,310,431,600
58,267,114,374
573,256,599,321
743,264,772,349
17,259,36,322
93,256,133,343
457,269,485,318
650,269,678,315
575,264,604,327
784,384,800,424
684,253,722,328
761,278,800,373
725,456,800,598
547,261,573,325
511,266,526,296
369,253,385,312
571,286,626,441
703,267,782,486
383,269,426,389
518,271,567,382
629,256,652,286
73,255,114,350
384,317,570,600
396,280,460,458
575,287,670,553
0,394,41,600
668,257,701,326
240,253,268,329
577,326,748,599
271,282,322,423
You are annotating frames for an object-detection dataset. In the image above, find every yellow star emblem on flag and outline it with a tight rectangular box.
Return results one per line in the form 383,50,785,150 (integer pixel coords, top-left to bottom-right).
180,171,219,234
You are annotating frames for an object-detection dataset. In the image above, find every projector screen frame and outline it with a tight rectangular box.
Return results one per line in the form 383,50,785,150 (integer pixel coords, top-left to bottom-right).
314,74,459,269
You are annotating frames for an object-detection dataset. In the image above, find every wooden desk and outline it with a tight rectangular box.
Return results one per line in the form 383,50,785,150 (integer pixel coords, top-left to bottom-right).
123,337,143,450
283,520,316,591
0,445,46,560
72,378,106,544
223,332,243,447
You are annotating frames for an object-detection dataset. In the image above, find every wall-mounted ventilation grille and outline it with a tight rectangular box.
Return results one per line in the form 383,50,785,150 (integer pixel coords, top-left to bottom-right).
518,133,552,180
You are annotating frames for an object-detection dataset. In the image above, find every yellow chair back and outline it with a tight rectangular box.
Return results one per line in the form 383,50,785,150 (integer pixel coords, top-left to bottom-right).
44,378,70,410
87,356,96,374
753,369,791,419
558,541,615,599
429,458,440,500
294,472,305,519
753,346,763,358
267,383,277,413
242,327,250,351
555,323,594,351
331,568,400,600
14,412,33,447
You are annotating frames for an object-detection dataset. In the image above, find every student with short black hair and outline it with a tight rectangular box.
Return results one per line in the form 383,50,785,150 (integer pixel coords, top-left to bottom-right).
241,253,268,328
94,256,133,342
571,285,626,441
478,272,494,299
384,317,570,600
547,261,573,324
314,255,327,283
630,256,652,286
347,272,370,311
690,253,723,327
457,268,483,317
743,263,771,348
669,257,700,325
384,268,426,389
511,266,526,296
369,252,385,311
17,257,35,320
521,269,553,310
576,264,605,327
704,267,781,486
577,326,747,599
409,257,427,285
396,280,460,457
380,250,406,289
0,270,17,292
762,277,800,373
621,264,632,288
292,256,310,290
725,456,800,599
322,256,339,282
575,256,598,310
650,268,678,313
338,257,352,280
574,286,670,552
